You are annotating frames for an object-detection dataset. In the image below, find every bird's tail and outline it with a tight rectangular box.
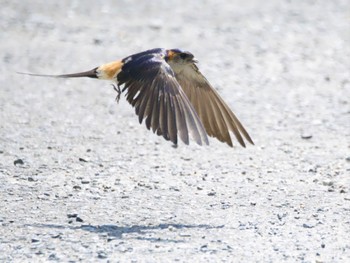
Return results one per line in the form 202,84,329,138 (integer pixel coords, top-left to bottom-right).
17,68,98,79
18,60,123,81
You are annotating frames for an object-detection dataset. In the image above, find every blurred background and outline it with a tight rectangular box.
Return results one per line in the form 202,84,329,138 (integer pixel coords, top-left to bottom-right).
0,0,349,261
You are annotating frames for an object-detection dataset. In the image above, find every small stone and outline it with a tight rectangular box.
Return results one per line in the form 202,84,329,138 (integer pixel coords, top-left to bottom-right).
76,217,83,222
322,180,334,186
301,134,312,139
169,187,180,191
97,251,107,259
79,157,88,162
107,237,116,242
38,194,49,200
67,214,78,218
302,223,314,228
14,159,24,166
48,254,58,260
200,244,208,251
207,191,216,196
93,39,102,45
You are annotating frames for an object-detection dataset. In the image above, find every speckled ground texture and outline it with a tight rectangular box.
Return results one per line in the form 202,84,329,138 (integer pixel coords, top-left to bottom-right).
1,0,349,262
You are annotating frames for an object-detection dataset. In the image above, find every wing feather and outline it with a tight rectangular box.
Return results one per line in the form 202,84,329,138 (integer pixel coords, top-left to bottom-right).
166,92,177,144
174,63,253,147
117,49,208,146
172,95,189,144
144,79,157,129
137,85,150,123
158,89,168,140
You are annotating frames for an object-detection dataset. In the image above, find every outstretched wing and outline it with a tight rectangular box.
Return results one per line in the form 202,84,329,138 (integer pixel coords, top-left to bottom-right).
117,49,209,146
174,63,254,147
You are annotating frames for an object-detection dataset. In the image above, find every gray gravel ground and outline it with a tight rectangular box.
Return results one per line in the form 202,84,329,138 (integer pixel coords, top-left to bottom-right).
1,0,349,262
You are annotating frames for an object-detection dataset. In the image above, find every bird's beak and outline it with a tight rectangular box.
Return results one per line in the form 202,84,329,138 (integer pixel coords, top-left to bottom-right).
192,57,198,63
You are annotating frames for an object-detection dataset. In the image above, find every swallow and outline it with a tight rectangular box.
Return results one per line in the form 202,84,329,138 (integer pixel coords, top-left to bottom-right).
20,48,254,147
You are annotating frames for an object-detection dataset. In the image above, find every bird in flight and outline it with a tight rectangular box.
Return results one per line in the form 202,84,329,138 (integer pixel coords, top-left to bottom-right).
21,48,253,148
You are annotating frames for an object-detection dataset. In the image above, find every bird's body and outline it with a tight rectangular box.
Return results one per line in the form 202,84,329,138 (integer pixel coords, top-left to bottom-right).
21,48,253,148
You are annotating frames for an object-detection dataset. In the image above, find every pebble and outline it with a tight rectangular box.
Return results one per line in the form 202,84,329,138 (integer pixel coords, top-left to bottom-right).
67,214,78,218
14,159,24,166
302,223,314,228
97,251,108,259
301,134,312,139
322,180,334,186
48,254,59,260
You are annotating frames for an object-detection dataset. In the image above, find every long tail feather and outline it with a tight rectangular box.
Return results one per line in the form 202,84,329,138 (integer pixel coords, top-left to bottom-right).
17,68,98,79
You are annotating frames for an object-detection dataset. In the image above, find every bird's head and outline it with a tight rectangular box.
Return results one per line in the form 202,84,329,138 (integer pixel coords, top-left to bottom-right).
166,49,198,64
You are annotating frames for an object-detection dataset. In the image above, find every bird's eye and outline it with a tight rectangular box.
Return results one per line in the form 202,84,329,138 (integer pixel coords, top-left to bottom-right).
179,53,187,59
